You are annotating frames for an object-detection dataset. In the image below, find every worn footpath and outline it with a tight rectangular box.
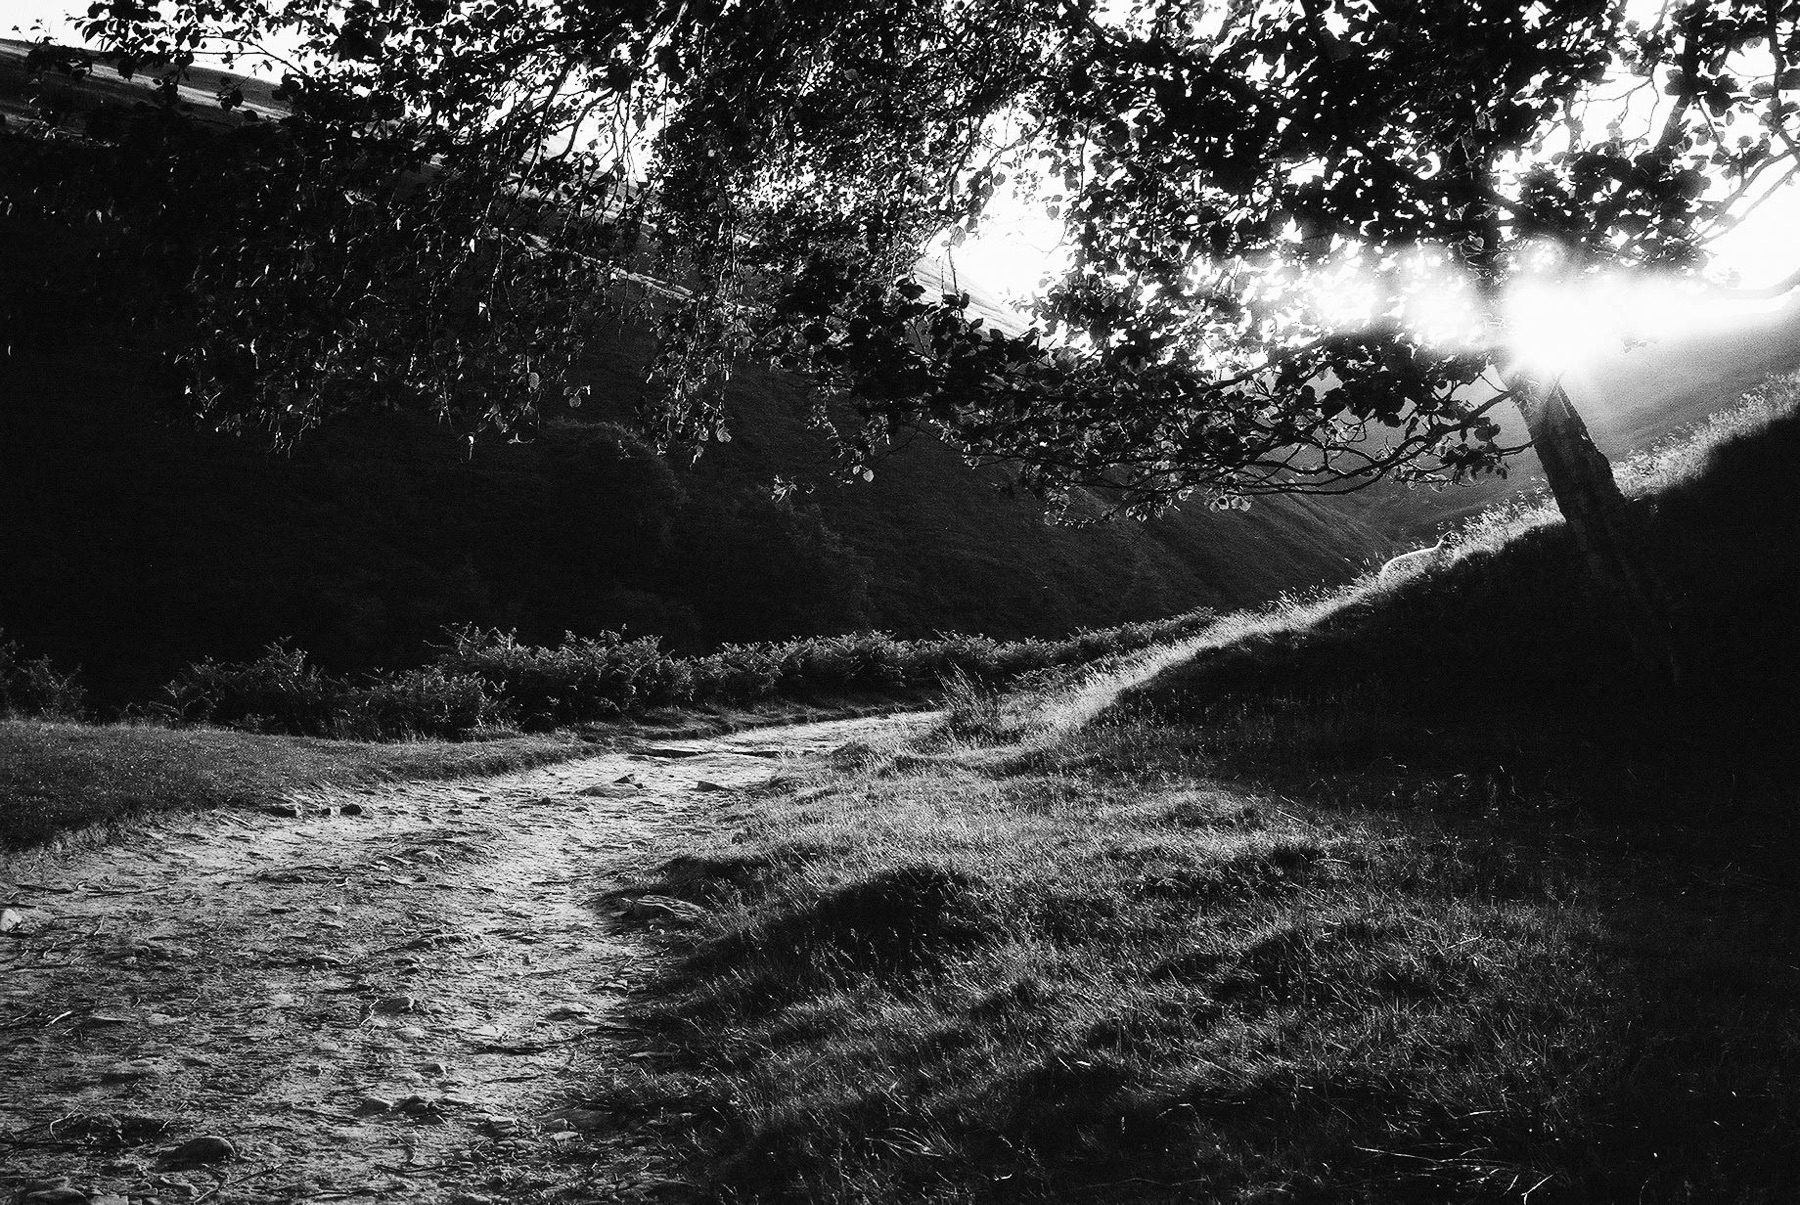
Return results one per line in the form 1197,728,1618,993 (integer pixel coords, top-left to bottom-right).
0,716,915,1205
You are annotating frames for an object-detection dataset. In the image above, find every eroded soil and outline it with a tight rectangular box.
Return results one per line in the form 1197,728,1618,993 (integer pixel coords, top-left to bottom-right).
0,716,917,1205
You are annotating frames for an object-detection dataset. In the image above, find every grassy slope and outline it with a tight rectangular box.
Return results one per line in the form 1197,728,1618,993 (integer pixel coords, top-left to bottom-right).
1124,379,1800,815
0,719,592,851
592,382,1800,1202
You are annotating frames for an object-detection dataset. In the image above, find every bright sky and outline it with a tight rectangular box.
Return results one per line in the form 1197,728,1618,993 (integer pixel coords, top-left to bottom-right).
10,0,1800,371
1,0,73,42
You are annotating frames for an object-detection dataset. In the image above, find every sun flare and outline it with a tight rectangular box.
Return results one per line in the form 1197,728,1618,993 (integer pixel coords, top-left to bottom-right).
1501,274,1773,374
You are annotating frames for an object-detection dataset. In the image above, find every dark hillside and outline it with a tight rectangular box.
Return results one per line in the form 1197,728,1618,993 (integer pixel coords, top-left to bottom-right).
1126,381,1800,815
4,37,1798,709
0,306,1396,706
0,44,1404,706
0,169,1398,704
7,202,1796,707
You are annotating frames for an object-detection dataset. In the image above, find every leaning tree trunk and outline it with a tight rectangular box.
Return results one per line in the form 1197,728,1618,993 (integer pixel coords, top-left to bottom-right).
1506,369,1682,683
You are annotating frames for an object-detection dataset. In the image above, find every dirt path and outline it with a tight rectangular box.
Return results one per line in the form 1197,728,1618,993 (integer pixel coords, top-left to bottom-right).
1,715,922,1205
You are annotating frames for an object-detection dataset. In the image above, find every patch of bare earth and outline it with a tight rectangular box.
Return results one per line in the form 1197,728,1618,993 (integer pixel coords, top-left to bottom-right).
0,716,919,1205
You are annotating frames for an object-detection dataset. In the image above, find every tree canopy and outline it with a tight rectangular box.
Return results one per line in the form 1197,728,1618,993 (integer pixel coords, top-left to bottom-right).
21,0,1800,521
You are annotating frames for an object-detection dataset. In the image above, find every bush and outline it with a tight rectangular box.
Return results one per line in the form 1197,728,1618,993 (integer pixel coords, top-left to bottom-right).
432,625,679,729
914,632,1004,680
0,632,87,719
419,611,1220,729
160,642,354,736
160,641,506,739
353,666,508,738
690,645,785,703
145,606,1221,740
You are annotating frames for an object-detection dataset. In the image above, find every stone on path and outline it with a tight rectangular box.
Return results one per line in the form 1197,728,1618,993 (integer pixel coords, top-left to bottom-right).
617,896,709,927
398,1095,446,1123
161,1135,235,1167
544,1004,592,1021
99,1057,175,1083
543,1107,611,1134
20,1189,89,1205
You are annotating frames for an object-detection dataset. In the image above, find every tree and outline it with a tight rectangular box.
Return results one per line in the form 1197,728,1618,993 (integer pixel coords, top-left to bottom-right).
38,0,1800,675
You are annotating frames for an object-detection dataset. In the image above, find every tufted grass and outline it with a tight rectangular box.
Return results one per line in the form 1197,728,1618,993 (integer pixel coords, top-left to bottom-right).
596,706,1800,1202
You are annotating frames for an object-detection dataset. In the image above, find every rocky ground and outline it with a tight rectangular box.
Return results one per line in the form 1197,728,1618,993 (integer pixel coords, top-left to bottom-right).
0,716,917,1205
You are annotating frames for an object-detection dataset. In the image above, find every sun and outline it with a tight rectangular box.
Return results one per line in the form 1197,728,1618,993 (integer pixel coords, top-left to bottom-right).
1503,279,1612,373
1502,272,1776,375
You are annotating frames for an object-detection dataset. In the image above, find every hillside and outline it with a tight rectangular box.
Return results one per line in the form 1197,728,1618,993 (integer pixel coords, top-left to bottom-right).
4,36,1800,709
0,297,1406,706
4,375,1795,1204
574,379,1800,1204
1123,376,1800,812
0,38,1405,705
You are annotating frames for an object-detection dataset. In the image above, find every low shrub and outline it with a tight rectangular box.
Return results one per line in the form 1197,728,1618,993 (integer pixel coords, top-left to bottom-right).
160,642,353,735
0,631,87,719
432,625,664,727
150,607,1221,738
913,632,1004,680
689,645,785,703
160,640,505,739
352,665,509,739
778,632,911,692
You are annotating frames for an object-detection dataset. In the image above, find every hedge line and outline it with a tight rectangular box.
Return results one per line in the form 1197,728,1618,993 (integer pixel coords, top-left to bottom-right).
156,611,1218,739
3,611,1215,740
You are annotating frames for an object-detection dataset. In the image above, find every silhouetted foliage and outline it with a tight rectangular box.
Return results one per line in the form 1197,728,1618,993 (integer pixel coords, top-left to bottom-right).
17,2,1797,679
33,2,1796,513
